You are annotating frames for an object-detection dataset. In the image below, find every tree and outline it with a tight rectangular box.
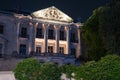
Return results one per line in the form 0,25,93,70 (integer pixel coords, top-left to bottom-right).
82,7,106,61
99,0,120,55
82,0,120,61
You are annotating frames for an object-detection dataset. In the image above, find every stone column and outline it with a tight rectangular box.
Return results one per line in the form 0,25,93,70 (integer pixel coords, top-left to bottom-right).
34,22,38,53
43,24,48,53
55,25,60,53
16,22,20,52
29,22,33,54
66,26,70,54
77,27,81,57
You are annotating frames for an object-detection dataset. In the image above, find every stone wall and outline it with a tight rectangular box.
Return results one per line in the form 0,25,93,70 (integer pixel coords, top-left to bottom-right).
0,58,22,71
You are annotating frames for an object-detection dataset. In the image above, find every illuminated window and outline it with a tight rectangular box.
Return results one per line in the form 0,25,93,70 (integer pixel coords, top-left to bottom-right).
0,25,4,34
20,27,27,38
59,47,64,53
36,28,43,38
48,29,54,39
48,46,53,53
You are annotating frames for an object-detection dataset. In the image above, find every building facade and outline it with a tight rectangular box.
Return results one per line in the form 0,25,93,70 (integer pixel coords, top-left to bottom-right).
0,6,82,65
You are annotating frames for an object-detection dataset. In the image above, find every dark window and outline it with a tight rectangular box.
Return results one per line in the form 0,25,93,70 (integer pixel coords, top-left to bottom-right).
48,46,53,53
0,25,4,34
48,29,54,39
36,47,41,54
59,47,64,53
20,27,27,38
70,33,76,42
60,30,65,40
71,48,76,55
19,44,26,55
36,28,43,38
0,44,3,58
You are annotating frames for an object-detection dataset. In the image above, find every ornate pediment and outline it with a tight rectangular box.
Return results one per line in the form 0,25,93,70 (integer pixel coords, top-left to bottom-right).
31,6,73,23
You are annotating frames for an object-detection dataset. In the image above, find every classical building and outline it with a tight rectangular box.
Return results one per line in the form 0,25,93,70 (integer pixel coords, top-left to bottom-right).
0,6,82,65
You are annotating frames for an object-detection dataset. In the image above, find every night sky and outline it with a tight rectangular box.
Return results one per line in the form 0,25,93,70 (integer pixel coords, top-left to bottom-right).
0,0,110,22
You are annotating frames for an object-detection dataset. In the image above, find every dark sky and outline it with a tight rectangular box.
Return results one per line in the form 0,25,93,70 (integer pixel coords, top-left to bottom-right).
0,0,110,22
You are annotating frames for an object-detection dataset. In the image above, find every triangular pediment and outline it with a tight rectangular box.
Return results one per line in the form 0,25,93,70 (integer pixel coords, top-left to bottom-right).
31,6,73,23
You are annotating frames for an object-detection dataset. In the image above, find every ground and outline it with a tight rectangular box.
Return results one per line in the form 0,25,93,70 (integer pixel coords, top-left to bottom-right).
0,71,15,80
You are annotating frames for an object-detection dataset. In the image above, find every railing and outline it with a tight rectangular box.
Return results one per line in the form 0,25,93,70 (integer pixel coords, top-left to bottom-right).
33,52,75,58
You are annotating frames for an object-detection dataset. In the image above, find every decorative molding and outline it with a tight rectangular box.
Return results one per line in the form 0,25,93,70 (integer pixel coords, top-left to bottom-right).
32,6,73,23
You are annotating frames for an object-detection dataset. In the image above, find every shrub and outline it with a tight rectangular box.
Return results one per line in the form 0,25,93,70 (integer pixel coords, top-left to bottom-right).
39,62,61,80
14,58,41,80
60,64,77,78
75,55,120,80
14,59,61,80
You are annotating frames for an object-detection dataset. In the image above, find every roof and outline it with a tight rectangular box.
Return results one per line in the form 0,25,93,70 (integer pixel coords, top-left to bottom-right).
31,6,73,23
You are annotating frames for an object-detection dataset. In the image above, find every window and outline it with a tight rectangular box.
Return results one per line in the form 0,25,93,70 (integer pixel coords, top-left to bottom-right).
0,44,3,58
20,27,27,38
71,48,76,56
36,47,41,54
36,28,43,38
0,25,4,34
70,33,76,42
48,29,54,39
19,44,26,55
59,47,64,53
60,30,65,40
48,46,53,53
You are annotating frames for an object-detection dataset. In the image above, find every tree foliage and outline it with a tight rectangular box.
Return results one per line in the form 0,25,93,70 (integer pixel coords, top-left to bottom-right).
82,0,120,61
83,7,105,61
75,55,120,80
14,58,61,80
14,58,41,80
99,0,120,55
39,62,61,80
60,64,77,78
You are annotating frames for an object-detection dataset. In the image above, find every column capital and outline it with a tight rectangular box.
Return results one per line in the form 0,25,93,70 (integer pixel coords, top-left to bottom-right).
42,23,49,29
29,22,33,27
54,25,61,30
65,26,70,31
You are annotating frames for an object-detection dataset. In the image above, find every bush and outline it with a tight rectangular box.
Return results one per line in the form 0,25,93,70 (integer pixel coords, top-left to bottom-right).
60,64,77,78
14,58,41,80
14,58,61,80
39,62,61,80
75,55,120,80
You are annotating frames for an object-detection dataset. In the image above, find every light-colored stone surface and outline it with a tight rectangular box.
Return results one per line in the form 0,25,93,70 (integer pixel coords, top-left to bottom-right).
0,71,15,80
